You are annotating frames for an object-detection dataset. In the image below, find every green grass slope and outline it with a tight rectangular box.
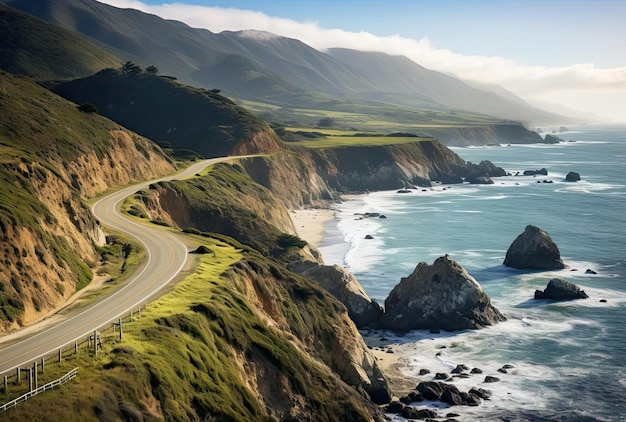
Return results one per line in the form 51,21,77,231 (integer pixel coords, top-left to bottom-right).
52,67,283,158
0,4,121,81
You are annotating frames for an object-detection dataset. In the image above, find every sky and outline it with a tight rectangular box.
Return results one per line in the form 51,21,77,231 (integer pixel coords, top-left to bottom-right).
98,0,626,122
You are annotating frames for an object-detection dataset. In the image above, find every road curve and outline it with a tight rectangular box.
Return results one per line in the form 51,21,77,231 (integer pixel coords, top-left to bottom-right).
0,158,221,375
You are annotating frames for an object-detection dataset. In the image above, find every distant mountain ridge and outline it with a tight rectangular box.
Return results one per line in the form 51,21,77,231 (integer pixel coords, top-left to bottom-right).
4,0,575,125
0,3,121,80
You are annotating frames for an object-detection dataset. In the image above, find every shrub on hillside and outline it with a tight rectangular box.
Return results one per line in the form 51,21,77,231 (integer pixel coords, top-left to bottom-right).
276,233,307,249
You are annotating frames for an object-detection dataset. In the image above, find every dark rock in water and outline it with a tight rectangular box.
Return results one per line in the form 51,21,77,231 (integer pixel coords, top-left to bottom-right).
600,299,607,303
534,278,589,300
585,268,597,274
396,189,412,193
435,372,449,380
417,381,446,400
565,171,581,182
417,381,483,406
379,214,387,219
469,387,492,400
382,255,506,331
476,160,507,177
467,175,494,185
484,376,500,383
386,400,405,413
419,368,431,375
503,225,566,270
364,234,374,239
441,386,465,405
407,391,423,402
401,407,437,420
524,168,548,176
301,264,383,327
471,367,483,374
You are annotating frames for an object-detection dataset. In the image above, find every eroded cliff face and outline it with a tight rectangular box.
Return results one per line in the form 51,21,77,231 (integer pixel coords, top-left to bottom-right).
0,71,176,333
0,132,175,333
241,139,480,205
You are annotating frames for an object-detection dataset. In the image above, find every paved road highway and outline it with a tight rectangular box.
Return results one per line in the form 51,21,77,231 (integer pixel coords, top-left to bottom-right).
0,158,217,375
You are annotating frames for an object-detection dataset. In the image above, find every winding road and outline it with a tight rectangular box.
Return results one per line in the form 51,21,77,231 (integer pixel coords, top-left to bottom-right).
0,158,218,375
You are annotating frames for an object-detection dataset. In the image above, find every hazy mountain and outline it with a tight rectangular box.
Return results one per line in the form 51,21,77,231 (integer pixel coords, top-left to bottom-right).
0,3,121,80
326,48,570,125
5,0,575,124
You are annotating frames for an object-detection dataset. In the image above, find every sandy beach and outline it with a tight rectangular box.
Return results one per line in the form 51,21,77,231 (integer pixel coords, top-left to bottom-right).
288,208,336,248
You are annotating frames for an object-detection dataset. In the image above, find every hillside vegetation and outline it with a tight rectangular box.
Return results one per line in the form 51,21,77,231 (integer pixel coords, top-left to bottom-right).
52,67,283,158
3,234,385,421
0,4,121,81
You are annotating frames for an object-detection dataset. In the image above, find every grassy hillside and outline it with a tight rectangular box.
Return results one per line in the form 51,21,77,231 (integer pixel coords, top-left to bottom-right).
0,4,121,81
2,234,383,421
0,69,175,330
52,67,283,158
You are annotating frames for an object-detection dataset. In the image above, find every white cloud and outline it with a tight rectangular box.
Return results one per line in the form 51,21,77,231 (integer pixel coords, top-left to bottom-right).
100,0,626,121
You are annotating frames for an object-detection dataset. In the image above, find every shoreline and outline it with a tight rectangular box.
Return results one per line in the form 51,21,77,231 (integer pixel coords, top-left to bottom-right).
290,204,416,398
288,208,336,248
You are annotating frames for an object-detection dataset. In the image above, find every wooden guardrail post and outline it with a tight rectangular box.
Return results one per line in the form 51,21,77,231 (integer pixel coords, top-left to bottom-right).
3,376,6,393
41,357,45,374
93,330,98,356
59,348,62,363
33,362,37,390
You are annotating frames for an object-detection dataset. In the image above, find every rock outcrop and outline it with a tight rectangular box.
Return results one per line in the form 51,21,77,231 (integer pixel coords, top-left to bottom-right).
503,225,566,270
544,134,564,143
381,255,506,331
300,264,383,327
534,278,589,300
565,171,581,182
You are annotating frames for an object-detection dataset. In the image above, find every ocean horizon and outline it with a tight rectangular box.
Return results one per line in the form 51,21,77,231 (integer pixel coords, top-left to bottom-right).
319,124,626,421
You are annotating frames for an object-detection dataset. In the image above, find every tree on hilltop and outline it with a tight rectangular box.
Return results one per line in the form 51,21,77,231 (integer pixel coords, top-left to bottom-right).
145,65,159,76
121,61,142,75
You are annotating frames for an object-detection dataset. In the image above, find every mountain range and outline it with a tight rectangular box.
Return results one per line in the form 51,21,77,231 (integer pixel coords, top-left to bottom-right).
3,0,578,126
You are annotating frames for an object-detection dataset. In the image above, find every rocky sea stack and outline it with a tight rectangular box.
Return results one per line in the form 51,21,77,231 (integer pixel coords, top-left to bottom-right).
381,255,506,331
504,225,566,270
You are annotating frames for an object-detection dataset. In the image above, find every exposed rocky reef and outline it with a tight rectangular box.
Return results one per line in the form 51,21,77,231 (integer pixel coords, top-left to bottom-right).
535,278,589,300
504,225,566,270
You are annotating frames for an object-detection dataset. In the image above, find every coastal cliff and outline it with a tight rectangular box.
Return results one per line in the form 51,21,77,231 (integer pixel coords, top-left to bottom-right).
0,71,176,332
425,123,546,147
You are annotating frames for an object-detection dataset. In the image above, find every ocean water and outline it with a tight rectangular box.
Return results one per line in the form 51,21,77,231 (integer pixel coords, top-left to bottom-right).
318,125,626,421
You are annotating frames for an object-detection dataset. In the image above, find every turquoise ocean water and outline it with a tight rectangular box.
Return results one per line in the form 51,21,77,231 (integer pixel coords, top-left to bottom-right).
318,125,626,421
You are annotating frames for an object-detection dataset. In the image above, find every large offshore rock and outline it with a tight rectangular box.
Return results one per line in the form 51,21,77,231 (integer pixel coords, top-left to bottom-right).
504,225,565,270
381,255,506,331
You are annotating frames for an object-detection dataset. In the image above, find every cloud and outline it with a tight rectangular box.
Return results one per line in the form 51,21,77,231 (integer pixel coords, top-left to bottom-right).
99,0,626,121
